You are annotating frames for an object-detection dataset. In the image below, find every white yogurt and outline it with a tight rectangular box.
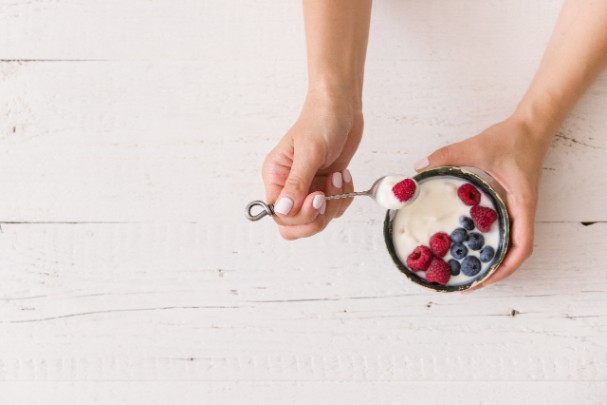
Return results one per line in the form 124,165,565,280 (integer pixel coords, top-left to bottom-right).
375,175,417,210
391,176,500,286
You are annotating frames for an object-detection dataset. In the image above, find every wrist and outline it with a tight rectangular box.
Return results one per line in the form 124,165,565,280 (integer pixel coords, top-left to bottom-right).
511,94,563,148
307,78,363,113
505,114,551,156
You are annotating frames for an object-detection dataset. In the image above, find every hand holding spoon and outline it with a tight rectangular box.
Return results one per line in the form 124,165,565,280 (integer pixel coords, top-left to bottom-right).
245,176,419,221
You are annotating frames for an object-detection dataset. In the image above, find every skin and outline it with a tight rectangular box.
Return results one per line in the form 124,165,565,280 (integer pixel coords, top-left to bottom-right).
262,0,607,288
262,0,371,240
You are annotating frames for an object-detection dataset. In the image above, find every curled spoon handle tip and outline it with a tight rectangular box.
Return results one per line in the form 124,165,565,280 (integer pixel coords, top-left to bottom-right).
245,200,274,221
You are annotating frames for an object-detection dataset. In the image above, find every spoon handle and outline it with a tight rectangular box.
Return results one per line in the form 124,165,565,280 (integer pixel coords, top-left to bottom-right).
245,190,371,222
325,190,371,200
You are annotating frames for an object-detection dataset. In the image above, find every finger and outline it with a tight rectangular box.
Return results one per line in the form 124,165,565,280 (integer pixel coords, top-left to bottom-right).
273,141,324,218
464,195,535,292
334,169,354,218
481,196,535,286
323,171,345,222
415,141,476,172
262,142,293,204
275,171,344,240
272,191,326,227
277,216,327,240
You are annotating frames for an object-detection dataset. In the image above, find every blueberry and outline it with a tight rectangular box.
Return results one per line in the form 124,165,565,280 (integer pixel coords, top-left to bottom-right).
448,259,461,276
450,243,468,260
459,216,474,231
450,228,468,244
461,256,482,276
466,232,484,251
480,246,495,263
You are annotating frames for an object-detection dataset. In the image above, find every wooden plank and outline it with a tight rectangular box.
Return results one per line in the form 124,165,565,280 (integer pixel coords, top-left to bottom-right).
0,61,606,221
1,0,606,400
0,222,605,384
1,382,605,404
0,0,303,61
0,0,560,60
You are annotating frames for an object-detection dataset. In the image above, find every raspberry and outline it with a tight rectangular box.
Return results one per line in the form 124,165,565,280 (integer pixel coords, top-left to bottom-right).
458,183,481,206
426,258,451,285
392,179,417,202
470,205,498,233
406,245,433,271
429,232,451,257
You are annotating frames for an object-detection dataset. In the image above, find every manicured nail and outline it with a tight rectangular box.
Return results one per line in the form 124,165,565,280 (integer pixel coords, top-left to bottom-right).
274,197,293,215
342,169,352,183
312,194,325,210
312,194,326,214
332,172,343,188
414,157,430,171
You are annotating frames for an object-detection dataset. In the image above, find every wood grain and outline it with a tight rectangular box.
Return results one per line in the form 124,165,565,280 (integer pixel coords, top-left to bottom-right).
0,0,606,403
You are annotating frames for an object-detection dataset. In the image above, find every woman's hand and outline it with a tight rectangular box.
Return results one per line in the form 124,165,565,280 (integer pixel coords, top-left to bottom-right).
416,116,552,290
262,92,363,240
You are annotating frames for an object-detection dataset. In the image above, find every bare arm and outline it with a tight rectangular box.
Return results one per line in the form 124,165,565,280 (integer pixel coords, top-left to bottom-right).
262,0,372,240
304,0,372,106
515,0,607,144
420,0,607,290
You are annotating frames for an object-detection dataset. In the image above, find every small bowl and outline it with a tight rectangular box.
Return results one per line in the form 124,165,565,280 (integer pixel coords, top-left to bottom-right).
384,166,510,292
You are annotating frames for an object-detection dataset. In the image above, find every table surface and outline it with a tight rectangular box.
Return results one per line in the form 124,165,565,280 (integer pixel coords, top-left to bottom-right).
1,1,606,404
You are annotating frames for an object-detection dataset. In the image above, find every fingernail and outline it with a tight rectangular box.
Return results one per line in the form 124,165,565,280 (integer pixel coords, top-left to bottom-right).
274,197,293,215
332,172,343,188
342,169,352,183
414,157,430,171
312,194,325,210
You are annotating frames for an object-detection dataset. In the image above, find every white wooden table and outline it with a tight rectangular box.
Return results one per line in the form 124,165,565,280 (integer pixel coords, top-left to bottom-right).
1,1,606,403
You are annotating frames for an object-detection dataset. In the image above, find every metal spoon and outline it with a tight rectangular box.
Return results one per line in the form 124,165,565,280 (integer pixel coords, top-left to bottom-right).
245,176,418,222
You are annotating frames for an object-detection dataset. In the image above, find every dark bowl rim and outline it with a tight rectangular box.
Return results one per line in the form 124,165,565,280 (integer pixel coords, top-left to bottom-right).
383,166,511,293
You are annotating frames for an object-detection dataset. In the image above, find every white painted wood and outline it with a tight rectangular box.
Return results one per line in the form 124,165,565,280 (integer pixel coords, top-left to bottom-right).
1,0,606,403
0,62,605,222
1,382,605,405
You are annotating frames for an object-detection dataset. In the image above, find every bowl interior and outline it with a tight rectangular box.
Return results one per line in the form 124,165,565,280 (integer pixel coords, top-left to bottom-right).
384,166,510,292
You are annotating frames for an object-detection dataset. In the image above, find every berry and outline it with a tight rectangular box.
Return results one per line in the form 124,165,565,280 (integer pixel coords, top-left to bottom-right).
450,228,468,244
448,259,461,276
461,256,482,276
466,232,485,251
392,179,417,202
458,183,481,206
450,243,468,260
406,245,433,271
480,246,495,263
459,215,475,231
470,205,498,233
430,232,451,257
426,258,451,285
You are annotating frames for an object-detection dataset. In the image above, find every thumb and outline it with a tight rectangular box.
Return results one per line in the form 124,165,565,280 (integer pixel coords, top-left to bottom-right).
414,142,470,172
273,143,324,217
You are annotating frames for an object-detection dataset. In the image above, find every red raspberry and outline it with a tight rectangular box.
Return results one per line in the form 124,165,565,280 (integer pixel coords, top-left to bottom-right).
429,232,451,257
392,179,417,202
470,205,498,233
458,183,481,206
406,245,433,271
426,258,451,285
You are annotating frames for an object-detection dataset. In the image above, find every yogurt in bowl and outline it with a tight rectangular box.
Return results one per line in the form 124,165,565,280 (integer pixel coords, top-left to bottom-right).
384,166,510,292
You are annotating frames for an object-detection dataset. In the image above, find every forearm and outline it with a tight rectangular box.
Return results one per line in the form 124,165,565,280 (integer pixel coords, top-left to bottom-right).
302,0,372,108
514,0,607,145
